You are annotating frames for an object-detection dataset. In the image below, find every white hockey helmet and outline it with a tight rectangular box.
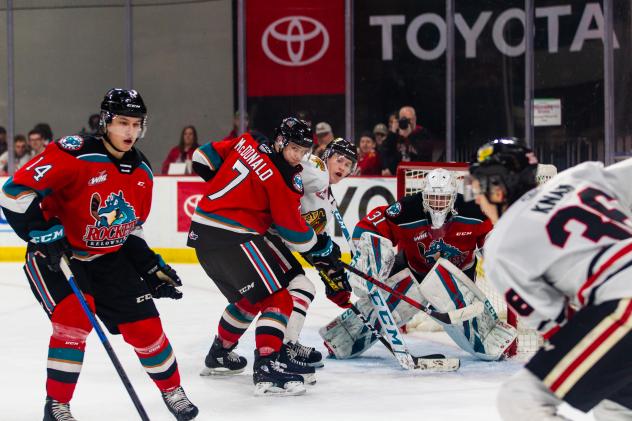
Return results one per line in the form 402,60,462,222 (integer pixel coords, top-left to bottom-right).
422,168,457,228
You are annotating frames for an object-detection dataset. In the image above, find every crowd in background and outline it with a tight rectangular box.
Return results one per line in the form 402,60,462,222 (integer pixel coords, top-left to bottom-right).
0,104,445,177
160,104,445,177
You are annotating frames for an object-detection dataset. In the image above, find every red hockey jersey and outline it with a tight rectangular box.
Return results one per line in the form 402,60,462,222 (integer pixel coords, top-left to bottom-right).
1,135,153,257
190,134,317,252
353,194,492,276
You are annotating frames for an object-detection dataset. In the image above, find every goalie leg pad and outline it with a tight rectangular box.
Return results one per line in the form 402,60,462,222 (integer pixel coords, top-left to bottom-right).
350,233,397,297
319,306,378,359
319,269,425,359
419,260,516,360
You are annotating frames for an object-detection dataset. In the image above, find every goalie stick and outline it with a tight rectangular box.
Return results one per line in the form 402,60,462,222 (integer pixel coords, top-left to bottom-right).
320,270,458,371
332,206,459,371
342,262,485,325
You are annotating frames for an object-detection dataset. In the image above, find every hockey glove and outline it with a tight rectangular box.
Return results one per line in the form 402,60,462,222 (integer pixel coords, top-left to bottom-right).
303,233,343,273
143,254,183,300
319,269,352,309
28,219,70,272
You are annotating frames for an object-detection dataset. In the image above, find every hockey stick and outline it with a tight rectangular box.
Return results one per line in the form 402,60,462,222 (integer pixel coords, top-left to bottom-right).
319,270,446,361
331,206,458,370
60,257,150,421
342,262,484,325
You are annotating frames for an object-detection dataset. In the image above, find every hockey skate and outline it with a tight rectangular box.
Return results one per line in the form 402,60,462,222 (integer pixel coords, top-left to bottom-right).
44,398,76,421
161,386,199,421
200,336,247,376
279,343,317,385
253,350,306,396
286,341,324,368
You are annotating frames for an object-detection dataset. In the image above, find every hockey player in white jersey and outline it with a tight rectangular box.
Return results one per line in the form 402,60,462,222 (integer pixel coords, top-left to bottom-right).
469,137,632,420
272,138,357,367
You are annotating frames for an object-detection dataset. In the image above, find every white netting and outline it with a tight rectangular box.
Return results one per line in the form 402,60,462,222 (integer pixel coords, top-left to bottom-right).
399,162,556,357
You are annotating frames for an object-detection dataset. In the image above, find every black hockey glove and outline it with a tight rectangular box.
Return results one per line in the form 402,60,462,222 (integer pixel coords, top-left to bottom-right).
143,255,183,300
303,233,343,273
319,269,352,309
28,219,70,272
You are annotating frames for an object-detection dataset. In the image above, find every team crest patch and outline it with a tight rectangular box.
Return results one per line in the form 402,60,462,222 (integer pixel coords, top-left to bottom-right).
292,173,304,193
386,202,402,217
83,191,137,248
310,156,326,171
58,136,84,151
302,209,327,234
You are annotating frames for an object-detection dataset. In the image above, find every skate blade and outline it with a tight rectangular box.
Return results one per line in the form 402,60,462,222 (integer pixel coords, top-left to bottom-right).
300,372,317,385
308,361,325,368
200,366,245,376
254,382,306,396
413,358,460,372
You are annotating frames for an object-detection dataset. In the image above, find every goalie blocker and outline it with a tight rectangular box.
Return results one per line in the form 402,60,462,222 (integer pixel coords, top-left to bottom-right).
321,233,516,361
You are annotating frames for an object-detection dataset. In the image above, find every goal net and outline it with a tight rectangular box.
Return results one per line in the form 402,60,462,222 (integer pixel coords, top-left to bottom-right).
397,161,557,357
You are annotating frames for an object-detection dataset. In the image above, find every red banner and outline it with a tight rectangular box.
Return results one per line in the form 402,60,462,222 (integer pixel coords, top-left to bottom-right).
177,181,206,232
246,0,345,97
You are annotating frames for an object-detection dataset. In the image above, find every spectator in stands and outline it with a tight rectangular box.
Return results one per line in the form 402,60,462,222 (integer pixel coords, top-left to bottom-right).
356,132,381,175
79,114,101,136
372,123,388,148
0,126,6,156
27,128,46,158
224,111,248,140
33,123,53,145
224,110,269,144
313,121,334,158
380,105,442,175
161,125,199,174
0,135,30,175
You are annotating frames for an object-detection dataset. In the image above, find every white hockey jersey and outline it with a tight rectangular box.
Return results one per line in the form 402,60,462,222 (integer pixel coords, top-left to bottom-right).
483,159,632,337
300,155,336,236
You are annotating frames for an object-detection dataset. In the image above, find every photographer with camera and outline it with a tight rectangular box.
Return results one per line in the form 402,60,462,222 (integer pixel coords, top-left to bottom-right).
380,106,442,175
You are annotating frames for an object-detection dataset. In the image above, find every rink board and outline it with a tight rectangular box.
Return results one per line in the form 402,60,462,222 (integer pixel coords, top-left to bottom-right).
0,176,395,262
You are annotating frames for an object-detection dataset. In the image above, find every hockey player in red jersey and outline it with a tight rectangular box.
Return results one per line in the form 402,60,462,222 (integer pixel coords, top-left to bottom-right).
0,89,198,421
188,117,344,396
470,138,632,420
321,168,518,361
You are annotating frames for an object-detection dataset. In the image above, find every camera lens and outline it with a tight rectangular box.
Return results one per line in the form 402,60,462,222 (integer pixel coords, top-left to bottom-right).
398,118,409,130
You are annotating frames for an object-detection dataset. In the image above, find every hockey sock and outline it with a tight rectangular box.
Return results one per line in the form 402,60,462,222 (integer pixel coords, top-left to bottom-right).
46,295,94,403
286,275,315,343
119,317,180,392
255,289,293,356
217,298,258,348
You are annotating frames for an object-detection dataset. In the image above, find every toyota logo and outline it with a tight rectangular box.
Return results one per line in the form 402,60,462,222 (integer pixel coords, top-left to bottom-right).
184,194,202,219
262,16,329,67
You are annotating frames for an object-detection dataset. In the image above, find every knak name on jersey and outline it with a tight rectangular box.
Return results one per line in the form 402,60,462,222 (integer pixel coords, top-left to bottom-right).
531,184,574,214
234,138,273,181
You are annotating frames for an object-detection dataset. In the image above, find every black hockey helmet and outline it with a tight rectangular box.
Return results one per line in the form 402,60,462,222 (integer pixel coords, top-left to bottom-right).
469,137,538,206
99,88,148,138
274,117,313,149
322,137,358,174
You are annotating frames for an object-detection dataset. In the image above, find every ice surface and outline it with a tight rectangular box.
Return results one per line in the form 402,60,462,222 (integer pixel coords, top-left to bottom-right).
0,263,591,420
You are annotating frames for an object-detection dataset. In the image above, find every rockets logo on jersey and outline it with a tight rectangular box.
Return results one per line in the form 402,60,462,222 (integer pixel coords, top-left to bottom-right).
386,202,402,217
293,173,304,193
83,191,137,247
419,238,464,267
58,136,84,151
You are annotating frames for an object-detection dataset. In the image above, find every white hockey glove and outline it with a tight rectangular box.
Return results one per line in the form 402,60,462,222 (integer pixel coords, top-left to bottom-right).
350,232,396,297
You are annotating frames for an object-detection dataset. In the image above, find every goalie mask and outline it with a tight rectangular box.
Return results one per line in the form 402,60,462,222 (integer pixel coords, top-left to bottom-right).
422,168,457,228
